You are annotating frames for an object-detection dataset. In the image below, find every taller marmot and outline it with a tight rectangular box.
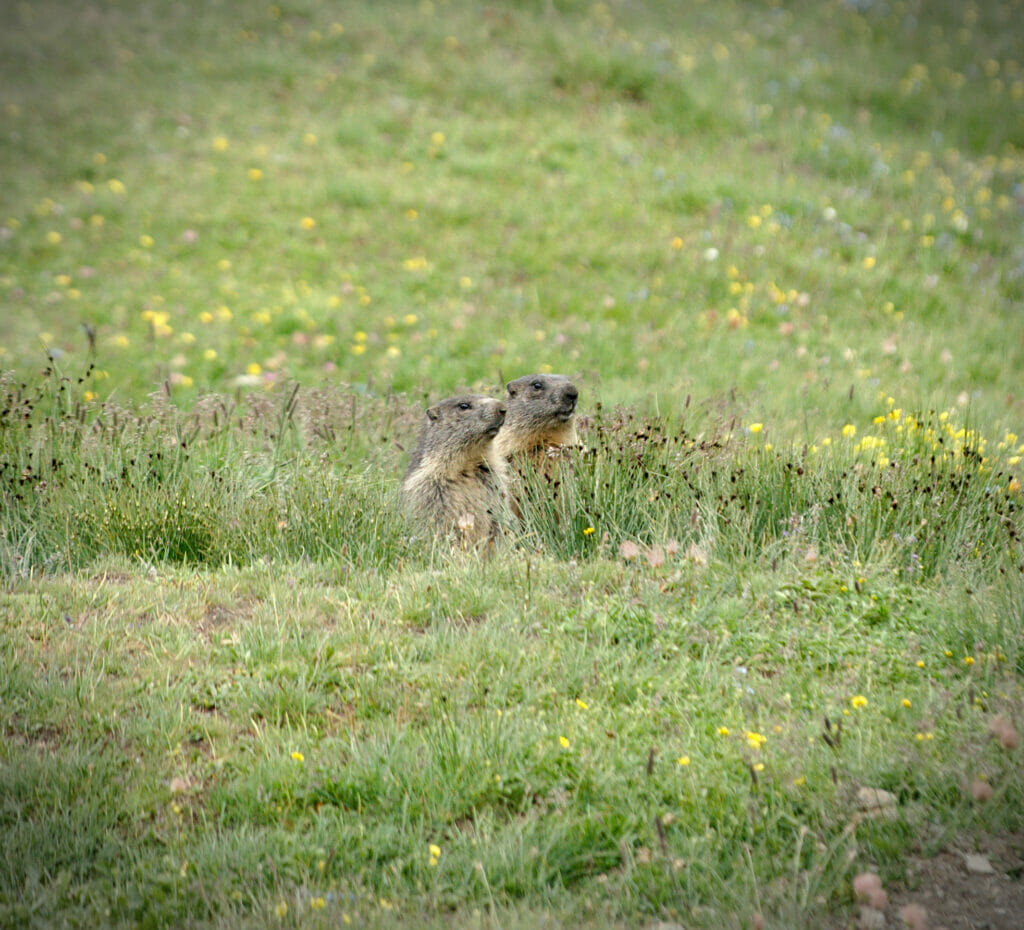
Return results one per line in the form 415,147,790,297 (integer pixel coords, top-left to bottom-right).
401,394,507,545
494,373,579,463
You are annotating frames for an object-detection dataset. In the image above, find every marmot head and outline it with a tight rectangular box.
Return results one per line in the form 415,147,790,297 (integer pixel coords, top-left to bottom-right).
504,373,578,432
419,394,506,459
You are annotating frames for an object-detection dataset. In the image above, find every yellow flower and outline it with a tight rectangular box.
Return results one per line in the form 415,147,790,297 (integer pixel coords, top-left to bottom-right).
290,751,304,762
310,897,326,910
747,214,762,228
670,236,683,250
248,168,263,181
901,699,912,708
842,424,857,438
559,736,570,749
963,656,974,666
213,136,229,152
303,132,318,145
862,255,876,270
792,775,805,786
915,660,925,668
45,231,62,245
107,179,126,195
582,526,595,536
745,731,766,750
575,698,589,709
247,362,262,375
850,695,868,709
300,216,317,230
430,131,446,146
748,422,763,433
203,348,218,361
429,843,441,859
717,726,730,736
274,900,288,918
677,755,690,766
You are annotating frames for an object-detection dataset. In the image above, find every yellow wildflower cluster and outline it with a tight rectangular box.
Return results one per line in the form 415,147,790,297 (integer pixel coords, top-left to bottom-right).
745,730,767,750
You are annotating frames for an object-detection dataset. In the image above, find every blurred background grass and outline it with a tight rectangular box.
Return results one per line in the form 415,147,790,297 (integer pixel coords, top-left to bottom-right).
2,0,1022,437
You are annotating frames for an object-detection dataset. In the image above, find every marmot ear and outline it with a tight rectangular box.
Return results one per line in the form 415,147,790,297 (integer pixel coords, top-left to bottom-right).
426,405,440,421
505,382,517,397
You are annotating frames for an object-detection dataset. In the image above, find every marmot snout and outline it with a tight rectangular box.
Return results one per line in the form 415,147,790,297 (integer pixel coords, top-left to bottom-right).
401,394,508,545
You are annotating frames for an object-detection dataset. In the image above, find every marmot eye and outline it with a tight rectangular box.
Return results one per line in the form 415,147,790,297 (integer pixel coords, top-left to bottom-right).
458,402,471,410
531,381,544,390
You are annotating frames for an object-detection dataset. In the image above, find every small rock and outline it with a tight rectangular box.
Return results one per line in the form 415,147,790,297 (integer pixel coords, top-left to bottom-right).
857,787,898,811
853,871,883,899
899,902,928,929
858,904,886,930
963,853,995,875
970,778,993,802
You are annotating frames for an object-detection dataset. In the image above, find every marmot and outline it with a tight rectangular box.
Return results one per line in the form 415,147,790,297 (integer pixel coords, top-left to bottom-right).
401,394,507,545
494,373,579,463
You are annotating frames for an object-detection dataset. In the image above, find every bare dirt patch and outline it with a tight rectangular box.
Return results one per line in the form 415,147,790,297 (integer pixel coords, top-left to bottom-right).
828,833,1024,930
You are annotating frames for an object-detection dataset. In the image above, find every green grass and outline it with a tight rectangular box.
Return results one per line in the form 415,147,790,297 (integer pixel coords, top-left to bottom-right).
2,1,1023,928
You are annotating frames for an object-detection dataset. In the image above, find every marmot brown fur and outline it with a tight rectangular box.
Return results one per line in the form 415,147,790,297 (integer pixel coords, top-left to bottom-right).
494,373,579,464
401,394,507,545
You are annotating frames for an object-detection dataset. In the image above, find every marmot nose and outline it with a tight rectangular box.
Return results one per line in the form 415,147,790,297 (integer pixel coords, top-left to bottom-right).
564,386,578,404
497,405,507,417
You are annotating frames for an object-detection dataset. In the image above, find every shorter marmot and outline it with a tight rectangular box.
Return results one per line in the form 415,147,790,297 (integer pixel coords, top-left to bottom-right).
495,373,579,463
401,394,507,545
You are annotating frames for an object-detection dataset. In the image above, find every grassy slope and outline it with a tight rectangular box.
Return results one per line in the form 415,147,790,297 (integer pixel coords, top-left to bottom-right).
2,1,1024,928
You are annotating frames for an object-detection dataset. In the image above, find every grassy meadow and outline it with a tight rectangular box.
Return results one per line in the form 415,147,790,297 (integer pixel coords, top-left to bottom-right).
2,1,1024,928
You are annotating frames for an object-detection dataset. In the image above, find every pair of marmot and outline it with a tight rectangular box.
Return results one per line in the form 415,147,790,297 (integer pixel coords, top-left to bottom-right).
401,373,579,545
